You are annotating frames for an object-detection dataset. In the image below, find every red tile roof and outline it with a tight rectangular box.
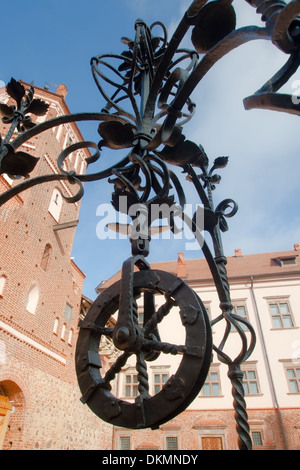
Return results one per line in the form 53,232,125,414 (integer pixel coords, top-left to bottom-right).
97,247,300,292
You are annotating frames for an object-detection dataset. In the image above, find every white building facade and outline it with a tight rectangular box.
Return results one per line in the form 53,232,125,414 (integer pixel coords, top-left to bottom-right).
95,245,300,450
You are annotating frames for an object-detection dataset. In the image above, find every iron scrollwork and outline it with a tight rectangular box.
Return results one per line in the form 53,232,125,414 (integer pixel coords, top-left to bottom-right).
1,0,300,450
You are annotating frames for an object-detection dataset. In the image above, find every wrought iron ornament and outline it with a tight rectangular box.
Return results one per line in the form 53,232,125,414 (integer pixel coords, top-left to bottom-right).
1,0,300,450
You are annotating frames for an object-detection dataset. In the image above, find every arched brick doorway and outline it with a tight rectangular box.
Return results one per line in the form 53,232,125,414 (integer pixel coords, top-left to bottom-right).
0,380,25,450
0,395,12,449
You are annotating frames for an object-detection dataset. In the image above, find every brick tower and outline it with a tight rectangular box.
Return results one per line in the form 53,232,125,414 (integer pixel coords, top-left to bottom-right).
0,82,112,450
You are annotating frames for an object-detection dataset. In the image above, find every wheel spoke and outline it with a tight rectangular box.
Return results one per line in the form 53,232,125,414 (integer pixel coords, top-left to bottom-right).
76,268,212,430
78,319,114,337
103,351,132,386
143,296,176,335
142,338,186,355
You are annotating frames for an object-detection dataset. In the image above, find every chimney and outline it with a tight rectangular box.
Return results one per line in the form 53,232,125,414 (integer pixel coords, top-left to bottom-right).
177,252,187,278
294,244,300,251
234,248,243,257
56,84,68,99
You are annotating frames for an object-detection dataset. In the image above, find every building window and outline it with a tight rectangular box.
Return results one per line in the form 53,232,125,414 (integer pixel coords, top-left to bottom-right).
137,306,144,326
153,372,168,394
40,244,52,272
268,300,294,328
48,188,63,222
125,374,138,398
252,431,263,447
119,436,131,450
68,328,74,345
277,256,298,266
2,174,14,186
53,317,59,335
201,369,221,396
285,366,300,393
65,135,73,149
165,436,179,450
231,301,249,331
61,323,67,341
25,284,39,314
0,275,6,296
242,366,260,395
64,303,73,323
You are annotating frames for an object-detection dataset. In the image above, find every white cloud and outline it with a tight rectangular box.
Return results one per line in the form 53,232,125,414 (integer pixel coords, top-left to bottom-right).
158,4,300,257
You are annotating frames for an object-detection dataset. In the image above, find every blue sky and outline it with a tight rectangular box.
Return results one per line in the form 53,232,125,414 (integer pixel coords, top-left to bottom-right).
1,1,300,299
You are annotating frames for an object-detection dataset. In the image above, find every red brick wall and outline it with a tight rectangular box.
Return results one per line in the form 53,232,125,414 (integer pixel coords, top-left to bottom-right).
0,84,113,450
112,408,300,450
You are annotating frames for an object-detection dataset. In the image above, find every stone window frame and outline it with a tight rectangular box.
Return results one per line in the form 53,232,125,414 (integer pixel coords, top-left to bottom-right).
241,362,262,396
48,187,63,222
230,298,250,331
264,296,296,329
150,365,171,395
280,360,300,394
25,283,39,315
200,363,222,397
161,425,181,450
0,275,7,297
114,429,132,450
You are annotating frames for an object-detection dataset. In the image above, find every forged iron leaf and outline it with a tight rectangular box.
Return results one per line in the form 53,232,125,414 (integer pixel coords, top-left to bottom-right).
111,189,139,211
121,37,135,49
118,50,134,71
198,144,209,167
25,85,35,105
151,37,161,51
134,73,142,94
20,118,36,130
159,139,206,167
0,103,14,119
191,0,236,53
98,121,135,149
211,174,221,184
6,78,25,104
26,98,49,116
0,146,39,176
213,156,229,169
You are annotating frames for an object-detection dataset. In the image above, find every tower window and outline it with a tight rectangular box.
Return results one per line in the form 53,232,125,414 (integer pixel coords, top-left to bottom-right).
53,317,59,335
40,244,52,272
166,436,179,450
25,284,39,314
48,188,63,222
0,275,6,296
64,303,73,322
119,436,131,450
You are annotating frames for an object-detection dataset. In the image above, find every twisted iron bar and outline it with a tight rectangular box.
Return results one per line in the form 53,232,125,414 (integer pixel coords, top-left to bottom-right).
136,352,150,399
228,365,252,450
102,352,132,390
143,298,177,336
